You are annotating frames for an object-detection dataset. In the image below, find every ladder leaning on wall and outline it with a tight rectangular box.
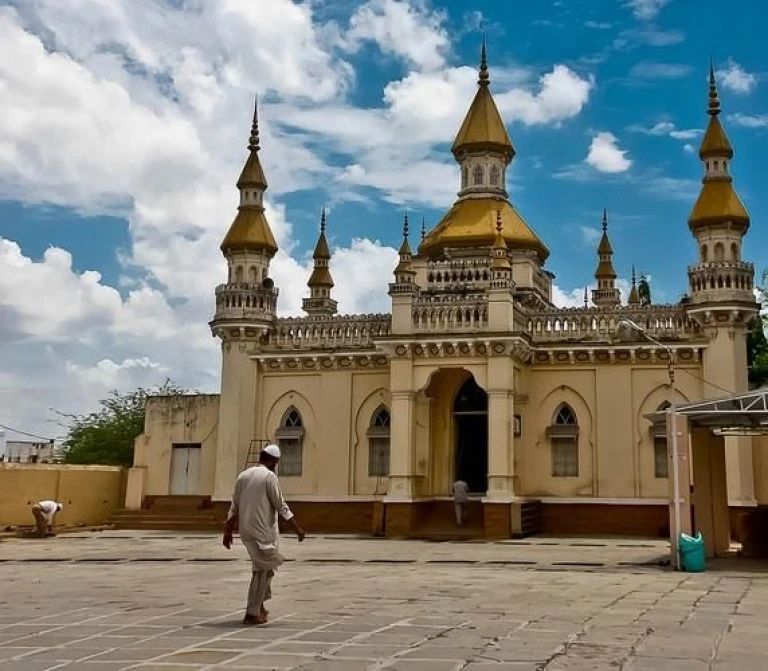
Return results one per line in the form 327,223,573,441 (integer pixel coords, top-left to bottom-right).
244,439,271,470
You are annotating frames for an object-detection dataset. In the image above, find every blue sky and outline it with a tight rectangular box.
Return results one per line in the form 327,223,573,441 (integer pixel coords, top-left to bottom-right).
0,0,766,438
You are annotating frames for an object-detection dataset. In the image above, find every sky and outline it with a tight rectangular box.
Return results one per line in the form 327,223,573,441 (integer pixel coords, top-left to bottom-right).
0,0,766,441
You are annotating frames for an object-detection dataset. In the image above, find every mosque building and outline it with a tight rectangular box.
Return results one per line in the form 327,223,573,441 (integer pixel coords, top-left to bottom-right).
124,50,763,538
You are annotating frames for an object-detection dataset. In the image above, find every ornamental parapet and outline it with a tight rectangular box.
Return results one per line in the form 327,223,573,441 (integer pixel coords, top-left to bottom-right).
522,305,700,343
688,260,755,294
212,282,278,323
265,314,391,350
412,293,488,332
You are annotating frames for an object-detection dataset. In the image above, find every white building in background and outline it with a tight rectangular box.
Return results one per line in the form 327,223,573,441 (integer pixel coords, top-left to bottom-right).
2,439,57,463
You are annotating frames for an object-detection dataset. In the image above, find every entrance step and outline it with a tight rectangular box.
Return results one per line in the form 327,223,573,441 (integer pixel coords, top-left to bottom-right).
109,495,220,531
409,500,485,540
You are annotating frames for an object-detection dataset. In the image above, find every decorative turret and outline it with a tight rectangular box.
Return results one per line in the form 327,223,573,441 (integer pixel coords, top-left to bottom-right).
489,211,512,287
389,213,418,335
303,207,338,317
591,209,621,307
419,38,549,264
627,266,641,306
687,62,756,312
211,95,279,341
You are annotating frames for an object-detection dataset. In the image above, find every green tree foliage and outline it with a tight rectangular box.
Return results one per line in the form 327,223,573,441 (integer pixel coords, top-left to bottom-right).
748,270,768,388
638,275,651,306
61,380,187,467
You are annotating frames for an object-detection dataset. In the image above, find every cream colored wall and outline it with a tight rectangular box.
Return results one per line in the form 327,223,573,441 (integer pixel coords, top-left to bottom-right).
258,369,390,497
751,435,768,505
136,394,220,497
0,464,126,527
518,364,702,499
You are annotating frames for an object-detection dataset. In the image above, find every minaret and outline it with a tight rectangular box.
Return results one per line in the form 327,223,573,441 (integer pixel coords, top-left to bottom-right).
451,35,514,202
303,207,338,317
591,209,621,307
389,213,418,334
627,266,641,306
209,95,279,501
685,62,759,507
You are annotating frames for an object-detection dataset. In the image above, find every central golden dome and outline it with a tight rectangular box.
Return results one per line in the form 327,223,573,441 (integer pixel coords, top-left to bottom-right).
420,198,549,260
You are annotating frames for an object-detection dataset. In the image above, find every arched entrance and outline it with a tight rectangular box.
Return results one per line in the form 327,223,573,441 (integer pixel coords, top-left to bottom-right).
453,377,488,494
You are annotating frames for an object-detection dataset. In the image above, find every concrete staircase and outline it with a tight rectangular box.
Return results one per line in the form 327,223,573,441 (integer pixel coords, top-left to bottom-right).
109,495,221,531
409,500,486,540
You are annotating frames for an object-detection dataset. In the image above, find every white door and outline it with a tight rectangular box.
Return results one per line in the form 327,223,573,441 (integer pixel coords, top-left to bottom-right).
169,444,201,495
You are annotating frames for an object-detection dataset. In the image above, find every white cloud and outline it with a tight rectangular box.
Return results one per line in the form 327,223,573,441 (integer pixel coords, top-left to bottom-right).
683,144,696,154
728,113,768,129
585,21,613,30
717,59,758,95
628,121,702,141
585,132,632,173
495,66,594,126
578,226,602,245
624,0,672,21
345,0,450,71
552,284,589,308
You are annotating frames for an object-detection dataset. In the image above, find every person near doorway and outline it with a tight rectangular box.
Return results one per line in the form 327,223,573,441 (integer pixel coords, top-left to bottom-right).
223,444,305,626
452,479,469,526
31,500,63,537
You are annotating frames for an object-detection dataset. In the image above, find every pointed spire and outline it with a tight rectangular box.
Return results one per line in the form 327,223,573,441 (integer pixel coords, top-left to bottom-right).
312,207,331,260
597,209,613,255
248,94,261,152
478,32,489,86
583,286,589,309
421,216,426,242
602,208,608,233
398,211,412,256
708,58,721,117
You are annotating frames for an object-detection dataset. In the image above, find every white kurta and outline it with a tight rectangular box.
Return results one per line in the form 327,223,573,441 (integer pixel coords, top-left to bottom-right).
227,465,294,571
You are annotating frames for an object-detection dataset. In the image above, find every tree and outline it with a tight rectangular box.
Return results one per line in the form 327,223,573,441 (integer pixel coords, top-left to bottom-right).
60,380,187,467
638,275,651,306
748,270,768,388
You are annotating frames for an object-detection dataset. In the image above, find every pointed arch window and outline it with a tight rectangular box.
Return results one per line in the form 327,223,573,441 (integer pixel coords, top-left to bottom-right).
367,406,390,477
651,402,671,478
547,404,579,477
275,407,304,476
472,164,484,186
489,164,500,186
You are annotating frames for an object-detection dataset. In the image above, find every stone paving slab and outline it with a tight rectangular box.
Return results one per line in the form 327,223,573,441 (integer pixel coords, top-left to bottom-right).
2,531,768,670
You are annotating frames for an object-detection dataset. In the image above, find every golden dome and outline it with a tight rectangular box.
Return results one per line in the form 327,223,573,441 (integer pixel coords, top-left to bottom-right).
628,284,640,305
308,266,333,288
220,208,278,254
595,260,617,279
312,231,330,260
688,180,749,230
237,152,267,189
419,198,549,260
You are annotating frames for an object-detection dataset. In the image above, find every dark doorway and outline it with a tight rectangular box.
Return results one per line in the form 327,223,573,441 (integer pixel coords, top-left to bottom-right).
453,377,488,494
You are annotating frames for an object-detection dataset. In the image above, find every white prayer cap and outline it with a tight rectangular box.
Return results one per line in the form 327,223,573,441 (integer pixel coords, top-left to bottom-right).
263,444,281,459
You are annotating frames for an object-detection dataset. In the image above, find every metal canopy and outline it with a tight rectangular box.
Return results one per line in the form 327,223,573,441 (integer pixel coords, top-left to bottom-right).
644,387,768,435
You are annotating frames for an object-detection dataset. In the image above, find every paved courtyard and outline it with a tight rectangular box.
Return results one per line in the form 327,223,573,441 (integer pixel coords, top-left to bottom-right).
1,531,767,670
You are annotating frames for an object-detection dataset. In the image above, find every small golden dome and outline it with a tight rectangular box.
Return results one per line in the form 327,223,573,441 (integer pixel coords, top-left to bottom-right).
595,260,617,280
308,265,333,288
419,198,549,260
699,115,733,160
221,208,278,255
688,180,749,230
237,152,267,189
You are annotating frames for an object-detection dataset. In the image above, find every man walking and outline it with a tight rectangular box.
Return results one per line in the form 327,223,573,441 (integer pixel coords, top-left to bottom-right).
31,500,63,537
223,444,305,626
451,478,469,526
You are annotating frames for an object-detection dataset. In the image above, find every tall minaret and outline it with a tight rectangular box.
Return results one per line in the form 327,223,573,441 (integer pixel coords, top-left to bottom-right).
210,95,279,501
685,62,759,507
303,207,338,317
591,209,621,307
451,35,515,202
389,213,418,334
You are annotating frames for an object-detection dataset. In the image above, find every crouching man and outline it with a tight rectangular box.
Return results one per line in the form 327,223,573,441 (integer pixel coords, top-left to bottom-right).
31,500,63,537
223,445,305,626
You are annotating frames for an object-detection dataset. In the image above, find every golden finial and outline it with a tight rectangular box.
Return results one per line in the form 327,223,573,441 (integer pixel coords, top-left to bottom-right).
602,207,608,233
708,58,721,117
495,210,502,235
403,211,409,240
631,265,637,285
248,94,261,152
478,32,489,86
320,206,327,234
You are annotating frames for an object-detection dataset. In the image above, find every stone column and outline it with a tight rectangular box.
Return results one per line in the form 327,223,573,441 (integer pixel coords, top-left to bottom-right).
486,389,515,500
667,410,692,567
386,390,417,499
